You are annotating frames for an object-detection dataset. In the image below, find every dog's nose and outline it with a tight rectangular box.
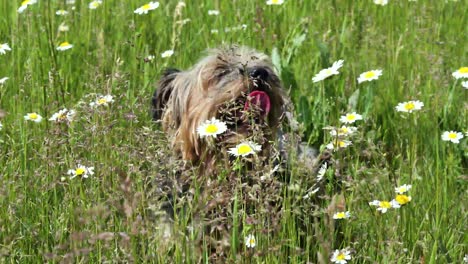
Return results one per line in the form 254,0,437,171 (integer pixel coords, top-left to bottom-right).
249,67,269,80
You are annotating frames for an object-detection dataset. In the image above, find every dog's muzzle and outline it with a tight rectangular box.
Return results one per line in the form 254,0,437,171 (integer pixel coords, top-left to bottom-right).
244,67,271,116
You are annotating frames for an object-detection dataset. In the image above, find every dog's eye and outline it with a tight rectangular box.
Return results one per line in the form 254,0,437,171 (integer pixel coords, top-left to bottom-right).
215,69,229,78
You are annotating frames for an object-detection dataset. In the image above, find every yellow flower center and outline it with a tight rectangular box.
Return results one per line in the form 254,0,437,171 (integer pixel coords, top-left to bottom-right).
364,71,375,79
272,0,280,3
379,201,391,209
205,124,218,134
75,168,85,175
404,102,415,111
398,187,406,193
459,67,468,74
21,0,30,5
395,194,411,205
448,133,457,139
142,4,151,10
238,144,253,155
98,98,107,104
248,238,255,245
336,253,346,261
28,113,38,120
335,212,346,218
91,2,100,7
346,114,355,121
338,141,347,148
60,42,70,47
339,127,349,134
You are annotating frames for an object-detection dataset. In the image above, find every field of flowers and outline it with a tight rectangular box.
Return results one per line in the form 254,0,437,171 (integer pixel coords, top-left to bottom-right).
0,0,466,263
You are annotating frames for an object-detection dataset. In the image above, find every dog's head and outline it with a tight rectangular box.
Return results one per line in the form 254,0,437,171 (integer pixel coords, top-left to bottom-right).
152,46,287,162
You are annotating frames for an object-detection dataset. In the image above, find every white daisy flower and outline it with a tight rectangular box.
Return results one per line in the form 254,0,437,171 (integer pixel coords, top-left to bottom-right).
266,0,284,5
332,211,351,220
339,112,363,124
0,77,9,85
462,81,468,89
0,43,12,55
373,0,389,5
67,164,94,179
161,50,174,58
245,234,256,248
49,108,76,123
210,29,219,34
58,23,69,32
326,140,352,151
441,131,464,144
17,0,37,13
395,184,412,194
357,69,383,83
208,10,220,16
395,100,424,113
57,42,73,51
196,118,227,138
90,94,114,107
331,249,352,264
369,199,400,213
452,67,468,79
312,60,344,83
89,0,102,9
134,1,159,15
24,112,43,123
330,126,357,137
228,141,262,157
56,9,69,16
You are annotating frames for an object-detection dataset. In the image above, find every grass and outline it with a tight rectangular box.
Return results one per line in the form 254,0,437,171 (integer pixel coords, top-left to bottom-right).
0,0,467,263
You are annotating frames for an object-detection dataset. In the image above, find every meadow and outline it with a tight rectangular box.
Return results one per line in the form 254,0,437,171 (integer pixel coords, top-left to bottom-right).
0,0,467,263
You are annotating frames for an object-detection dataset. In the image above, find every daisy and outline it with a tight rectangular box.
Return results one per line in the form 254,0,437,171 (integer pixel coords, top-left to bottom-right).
462,81,468,89
357,69,383,83
56,10,69,16
326,140,352,151
90,94,114,107
134,2,159,15
333,211,351,220
196,118,227,138
395,100,424,113
369,199,400,213
441,131,464,143
208,10,220,16
228,141,262,157
452,67,468,79
17,0,37,13
245,234,256,248
57,42,73,51
161,50,174,58
89,0,102,9
58,23,69,32
373,0,389,5
339,112,363,124
67,164,94,179
0,43,11,55
331,249,352,264
24,112,43,123
312,60,344,83
0,77,8,85
330,126,357,137
266,0,284,5
48,108,76,123
395,184,412,194
395,194,412,205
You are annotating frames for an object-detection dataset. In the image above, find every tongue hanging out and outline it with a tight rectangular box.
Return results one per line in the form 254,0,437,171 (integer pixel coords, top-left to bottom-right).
244,90,271,117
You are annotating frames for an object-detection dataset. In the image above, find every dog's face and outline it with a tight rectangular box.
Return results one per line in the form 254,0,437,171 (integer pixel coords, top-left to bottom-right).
152,46,287,162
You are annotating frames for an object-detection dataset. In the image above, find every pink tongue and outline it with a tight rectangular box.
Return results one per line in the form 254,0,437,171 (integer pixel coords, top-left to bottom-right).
244,91,271,116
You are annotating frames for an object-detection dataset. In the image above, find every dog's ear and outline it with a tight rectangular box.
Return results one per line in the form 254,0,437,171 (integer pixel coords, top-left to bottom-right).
152,68,181,121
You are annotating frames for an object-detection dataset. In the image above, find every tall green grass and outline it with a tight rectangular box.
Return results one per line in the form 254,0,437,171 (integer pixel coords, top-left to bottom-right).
0,0,466,263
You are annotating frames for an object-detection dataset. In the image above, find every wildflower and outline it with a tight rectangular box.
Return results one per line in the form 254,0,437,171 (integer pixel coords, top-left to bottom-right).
317,163,327,181
0,43,11,55
333,211,351,220
462,81,468,89
373,0,389,5
90,94,114,107
441,131,464,143
326,140,352,151
24,112,43,123
339,112,363,124
58,23,69,32
452,67,468,79
210,29,219,34
395,184,412,194
89,0,102,9
49,108,76,123
208,10,220,16
134,1,160,15
357,69,383,83
161,50,174,58
57,42,73,51
312,60,344,83
395,100,424,113
196,118,227,138
245,234,256,248
330,126,357,137
331,249,352,264
0,121,2,131
18,0,37,13
56,9,69,16
395,194,412,205
67,164,94,179
369,199,400,213
228,141,262,157
0,77,8,85
266,0,284,5
144,55,155,62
